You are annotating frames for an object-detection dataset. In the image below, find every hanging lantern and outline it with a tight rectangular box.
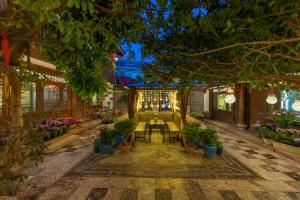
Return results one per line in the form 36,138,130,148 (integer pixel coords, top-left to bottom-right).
266,94,277,105
145,105,148,108
162,104,165,108
292,99,300,112
150,104,153,108
225,94,236,104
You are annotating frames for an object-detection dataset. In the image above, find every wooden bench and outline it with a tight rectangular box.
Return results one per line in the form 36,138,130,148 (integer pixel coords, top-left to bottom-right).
167,122,180,141
134,122,146,141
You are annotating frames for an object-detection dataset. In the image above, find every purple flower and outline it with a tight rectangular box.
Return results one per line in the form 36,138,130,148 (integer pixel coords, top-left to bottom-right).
40,124,50,129
254,121,261,128
295,115,300,119
50,127,60,131
294,138,300,143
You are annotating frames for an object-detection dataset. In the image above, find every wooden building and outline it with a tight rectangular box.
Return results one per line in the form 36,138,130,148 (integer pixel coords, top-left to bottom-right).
0,57,102,126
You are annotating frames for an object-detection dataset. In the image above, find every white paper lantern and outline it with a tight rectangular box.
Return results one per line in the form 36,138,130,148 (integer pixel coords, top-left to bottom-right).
162,104,165,108
145,105,148,108
225,94,236,104
150,104,153,107
266,94,278,105
292,100,300,111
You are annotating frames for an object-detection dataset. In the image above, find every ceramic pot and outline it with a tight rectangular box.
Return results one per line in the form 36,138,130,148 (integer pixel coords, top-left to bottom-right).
99,144,112,154
204,144,217,159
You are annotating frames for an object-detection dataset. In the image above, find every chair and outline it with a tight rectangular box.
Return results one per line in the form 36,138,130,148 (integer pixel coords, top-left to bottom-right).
167,122,180,141
160,123,170,142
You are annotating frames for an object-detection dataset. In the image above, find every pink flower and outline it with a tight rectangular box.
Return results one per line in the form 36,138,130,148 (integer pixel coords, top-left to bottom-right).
295,115,300,119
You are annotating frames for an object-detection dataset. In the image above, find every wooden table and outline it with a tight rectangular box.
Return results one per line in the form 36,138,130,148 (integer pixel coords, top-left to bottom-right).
149,119,164,142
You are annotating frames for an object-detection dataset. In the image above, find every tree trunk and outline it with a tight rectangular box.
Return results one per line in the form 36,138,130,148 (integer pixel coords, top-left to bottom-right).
8,74,23,128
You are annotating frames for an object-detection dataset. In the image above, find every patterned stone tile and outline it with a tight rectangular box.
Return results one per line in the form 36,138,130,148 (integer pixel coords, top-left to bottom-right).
261,154,277,159
262,159,279,165
236,140,246,144
283,165,300,173
284,172,300,181
286,192,300,200
286,181,300,191
241,154,257,159
230,146,241,150
260,165,280,172
245,150,259,154
155,188,172,200
252,191,276,200
184,180,207,200
86,188,108,200
219,190,241,200
120,188,138,200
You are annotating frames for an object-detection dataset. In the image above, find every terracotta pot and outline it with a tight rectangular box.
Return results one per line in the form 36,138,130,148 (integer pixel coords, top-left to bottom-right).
120,144,131,153
262,137,273,146
185,144,195,154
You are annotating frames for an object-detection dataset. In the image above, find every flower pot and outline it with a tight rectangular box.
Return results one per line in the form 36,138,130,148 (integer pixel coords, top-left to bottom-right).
273,142,300,155
185,144,195,154
120,144,131,153
99,144,112,154
204,144,217,159
216,145,224,155
262,137,273,146
113,133,123,148
94,139,100,153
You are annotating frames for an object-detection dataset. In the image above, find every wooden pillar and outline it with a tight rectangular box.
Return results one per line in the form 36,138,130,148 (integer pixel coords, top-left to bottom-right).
236,84,247,129
2,75,10,116
36,81,44,112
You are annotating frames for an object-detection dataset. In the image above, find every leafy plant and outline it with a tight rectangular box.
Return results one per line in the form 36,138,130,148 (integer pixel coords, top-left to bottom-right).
274,132,297,146
272,111,296,128
99,128,114,145
257,127,277,140
114,119,136,144
182,123,201,144
201,128,219,145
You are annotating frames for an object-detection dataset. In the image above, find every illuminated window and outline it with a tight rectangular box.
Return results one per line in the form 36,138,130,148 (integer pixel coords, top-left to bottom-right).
21,83,36,112
216,94,226,110
281,90,300,114
44,85,60,110
138,91,174,112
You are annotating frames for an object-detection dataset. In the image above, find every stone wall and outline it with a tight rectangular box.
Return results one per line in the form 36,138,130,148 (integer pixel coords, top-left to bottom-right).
189,90,204,113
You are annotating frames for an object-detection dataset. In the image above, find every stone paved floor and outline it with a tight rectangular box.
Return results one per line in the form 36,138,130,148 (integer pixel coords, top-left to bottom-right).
21,121,300,200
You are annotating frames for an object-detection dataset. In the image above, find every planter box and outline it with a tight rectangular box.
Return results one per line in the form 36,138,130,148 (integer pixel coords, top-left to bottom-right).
273,142,300,155
262,137,273,146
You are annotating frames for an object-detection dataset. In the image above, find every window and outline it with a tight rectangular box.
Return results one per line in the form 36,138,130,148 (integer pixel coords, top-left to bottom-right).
281,90,300,114
21,83,36,112
0,79,2,115
44,85,60,111
214,93,233,111
216,93,226,110
62,87,69,109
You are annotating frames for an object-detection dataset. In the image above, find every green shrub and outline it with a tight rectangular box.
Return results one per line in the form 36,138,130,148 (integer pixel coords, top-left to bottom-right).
100,128,115,145
182,123,201,144
258,127,277,140
201,128,219,145
114,119,136,143
190,111,211,120
274,132,296,146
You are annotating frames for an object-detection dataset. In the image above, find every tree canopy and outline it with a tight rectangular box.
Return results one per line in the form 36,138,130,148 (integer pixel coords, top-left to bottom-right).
0,0,149,97
135,0,300,89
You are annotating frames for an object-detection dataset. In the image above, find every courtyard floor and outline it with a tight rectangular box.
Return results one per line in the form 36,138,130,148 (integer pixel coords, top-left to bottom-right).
21,120,300,200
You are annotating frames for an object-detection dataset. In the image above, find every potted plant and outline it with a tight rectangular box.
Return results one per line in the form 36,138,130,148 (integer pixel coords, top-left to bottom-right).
182,123,200,154
99,127,114,154
50,127,60,139
114,119,136,153
216,141,223,155
93,138,100,153
258,127,277,145
272,110,296,128
202,128,218,159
